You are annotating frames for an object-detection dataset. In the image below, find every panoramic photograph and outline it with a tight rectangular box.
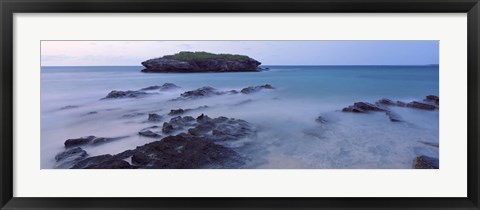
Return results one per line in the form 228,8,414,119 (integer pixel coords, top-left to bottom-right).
41,41,439,169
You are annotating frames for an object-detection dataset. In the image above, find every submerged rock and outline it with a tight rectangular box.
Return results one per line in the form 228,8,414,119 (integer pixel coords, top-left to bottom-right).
162,116,196,134
147,113,162,122
140,83,180,91
425,95,439,104
168,108,185,115
240,84,274,94
385,111,402,122
59,105,79,110
138,129,162,138
315,116,327,124
64,136,127,148
413,155,439,169
406,101,438,110
54,147,88,169
103,90,149,99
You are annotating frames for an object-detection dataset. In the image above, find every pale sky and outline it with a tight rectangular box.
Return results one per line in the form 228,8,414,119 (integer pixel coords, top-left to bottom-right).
41,41,439,66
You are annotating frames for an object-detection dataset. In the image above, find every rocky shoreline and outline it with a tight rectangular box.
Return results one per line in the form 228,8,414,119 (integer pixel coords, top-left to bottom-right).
55,82,439,169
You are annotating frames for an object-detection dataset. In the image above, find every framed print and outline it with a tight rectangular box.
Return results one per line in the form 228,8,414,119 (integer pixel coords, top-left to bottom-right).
1,0,479,209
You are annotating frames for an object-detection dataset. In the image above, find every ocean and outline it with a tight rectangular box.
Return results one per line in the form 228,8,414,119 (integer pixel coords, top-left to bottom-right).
41,65,439,169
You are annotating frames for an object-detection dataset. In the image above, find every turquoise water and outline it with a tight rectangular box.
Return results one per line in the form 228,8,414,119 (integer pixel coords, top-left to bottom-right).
41,65,439,169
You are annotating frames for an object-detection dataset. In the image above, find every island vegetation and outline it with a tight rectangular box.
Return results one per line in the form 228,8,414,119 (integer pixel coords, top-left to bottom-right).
141,51,263,73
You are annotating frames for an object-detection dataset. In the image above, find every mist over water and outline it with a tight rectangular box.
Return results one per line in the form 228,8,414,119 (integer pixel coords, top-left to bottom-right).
41,65,439,169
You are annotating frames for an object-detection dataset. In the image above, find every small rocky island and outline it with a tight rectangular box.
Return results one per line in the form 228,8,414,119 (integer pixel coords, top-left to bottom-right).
141,51,263,73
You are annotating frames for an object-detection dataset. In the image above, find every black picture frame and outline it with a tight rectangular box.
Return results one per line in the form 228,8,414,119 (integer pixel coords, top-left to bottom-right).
1,0,479,209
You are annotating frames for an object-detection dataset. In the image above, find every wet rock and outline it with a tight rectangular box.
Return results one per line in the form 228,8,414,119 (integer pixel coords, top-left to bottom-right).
126,135,240,169
72,154,132,169
64,136,96,148
121,112,145,118
162,116,197,134
407,101,437,110
159,83,181,91
147,113,162,122
179,86,223,99
419,141,439,148
102,90,150,99
190,114,255,141
342,102,386,113
59,105,79,110
425,95,439,104
413,155,439,169
162,122,175,134
140,85,162,91
84,111,98,116
140,83,180,91
315,116,327,124
54,147,88,169
240,84,274,94
138,130,162,138
64,136,127,147
196,113,213,124
234,99,253,106
396,101,407,107
385,111,402,122
188,121,216,136
168,108,185,116
376,98,396,106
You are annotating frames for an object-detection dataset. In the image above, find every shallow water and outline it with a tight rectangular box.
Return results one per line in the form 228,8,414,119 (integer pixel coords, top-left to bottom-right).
41,65,439,169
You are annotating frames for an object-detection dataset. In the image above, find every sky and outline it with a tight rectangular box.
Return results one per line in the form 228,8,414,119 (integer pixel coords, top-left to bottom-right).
41,41,439,66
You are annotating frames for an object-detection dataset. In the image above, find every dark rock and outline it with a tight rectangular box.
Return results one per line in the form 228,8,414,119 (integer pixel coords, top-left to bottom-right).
121,112,145,118
407,101,438,110
188,121,216,136
385,111,402,122
59,105,79,110
196,113,213,123
159,83,180,91
396,101,407,107
125,135,240,169
425,95,439,104
84,111,98,115
140,83,180,91
227,90,239,94
71,154,132,169
342,102,386,113
376,98,396,106
65,136,127,147
141,52,261,73
148,113,162,122
419,141,439,148
131,152,149,165
179,86,222,99
168,108,185,116
102,90,150,99
64,136,96,148
413,155,439,169
234,99,253,106
138,130,162,138
240,84,274,94
54,147,88,169
162,122,175,134
315,116,327,124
